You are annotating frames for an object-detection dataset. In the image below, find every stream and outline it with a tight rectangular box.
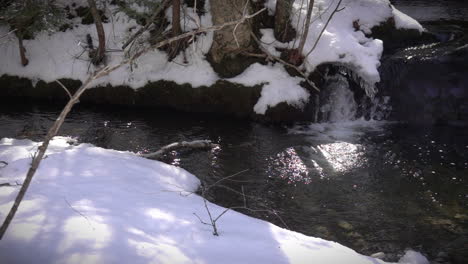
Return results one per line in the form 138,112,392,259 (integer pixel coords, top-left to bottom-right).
0,100,466,262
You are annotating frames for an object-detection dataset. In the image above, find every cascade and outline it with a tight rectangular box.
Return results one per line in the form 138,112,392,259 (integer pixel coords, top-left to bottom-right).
319,75,357,122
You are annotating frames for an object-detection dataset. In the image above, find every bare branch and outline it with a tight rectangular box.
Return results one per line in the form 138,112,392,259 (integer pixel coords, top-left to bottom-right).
0,28,17,41
63,197,93,228
250,32,320,92
122,0,171,50
55,80,73,99
203,198,218,236
304,0,343,59
205,169,250,191
139,140,218,159
193,213,212,226
233,0,250,48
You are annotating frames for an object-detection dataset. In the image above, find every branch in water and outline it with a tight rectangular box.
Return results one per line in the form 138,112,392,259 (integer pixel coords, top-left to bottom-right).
139,140,219,159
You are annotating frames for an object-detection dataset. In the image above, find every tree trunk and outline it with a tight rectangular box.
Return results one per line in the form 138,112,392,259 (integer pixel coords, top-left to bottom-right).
17,33,28,66
87,0,105,64
289,0,314,65
208,0,253,63
297,0,314,56
172,0,181,36
274,0,295,42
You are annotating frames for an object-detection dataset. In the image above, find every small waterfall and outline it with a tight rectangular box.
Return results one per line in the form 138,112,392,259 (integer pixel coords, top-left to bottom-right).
319,75,357,122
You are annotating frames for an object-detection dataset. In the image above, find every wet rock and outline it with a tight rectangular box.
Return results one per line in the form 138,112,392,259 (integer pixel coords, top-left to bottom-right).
338,220,354,231
446,236,468,264
378,21,468,125
0,74,317,123
369,17,437,54
371,252,386,260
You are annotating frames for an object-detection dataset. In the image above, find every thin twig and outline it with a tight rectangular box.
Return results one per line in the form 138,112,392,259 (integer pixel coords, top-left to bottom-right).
193,212,211,226
122,0,171,50
55,80,73,99
304,0,343,59
233,0,250,48
206,169,250,191
0,28,17,41
63,197,93,228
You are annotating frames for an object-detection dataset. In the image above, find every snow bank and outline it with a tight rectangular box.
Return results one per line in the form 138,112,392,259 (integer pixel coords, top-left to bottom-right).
0,137,427,264
0,1,217,88
229,63,310,115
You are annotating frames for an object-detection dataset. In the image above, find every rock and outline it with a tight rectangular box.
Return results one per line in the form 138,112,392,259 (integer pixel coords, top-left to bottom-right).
338,220,354,231
437,252,449,259
208,0,254,77
0,74,317,123
446,236,468,264
368,17,437,54
371,252,386,260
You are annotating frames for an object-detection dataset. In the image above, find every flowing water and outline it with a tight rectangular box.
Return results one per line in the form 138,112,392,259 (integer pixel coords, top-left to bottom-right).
392,0,468,22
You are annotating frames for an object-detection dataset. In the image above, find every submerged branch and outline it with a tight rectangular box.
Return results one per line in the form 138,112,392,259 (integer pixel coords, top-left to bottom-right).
139,140,219,159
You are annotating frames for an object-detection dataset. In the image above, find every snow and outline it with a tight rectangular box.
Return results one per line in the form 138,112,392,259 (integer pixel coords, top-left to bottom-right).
0,1,218,89
392,7,424,32
229,63,310,115
399,250,430,264
263,0,423,97
0,137,430,264
0,0,423,114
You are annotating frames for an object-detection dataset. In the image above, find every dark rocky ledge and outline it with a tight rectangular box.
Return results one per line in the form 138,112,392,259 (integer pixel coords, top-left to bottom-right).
0,74,318,123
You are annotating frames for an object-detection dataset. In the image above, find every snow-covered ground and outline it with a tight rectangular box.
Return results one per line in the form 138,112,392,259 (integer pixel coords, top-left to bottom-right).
0,0,422,114
0,137,429,264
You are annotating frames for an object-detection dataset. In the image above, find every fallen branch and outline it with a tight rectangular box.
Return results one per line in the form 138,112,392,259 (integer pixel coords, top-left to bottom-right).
139,140,218,159
0,182,21,187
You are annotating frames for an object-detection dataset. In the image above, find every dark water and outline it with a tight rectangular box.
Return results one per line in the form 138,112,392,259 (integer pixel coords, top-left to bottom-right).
392,0,468,22
0,102,466,261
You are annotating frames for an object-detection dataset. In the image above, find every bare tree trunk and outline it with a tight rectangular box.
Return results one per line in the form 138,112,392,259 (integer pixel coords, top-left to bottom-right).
208,0,253,70
87,0,105,64
17,33,28,66
297,0,314,55
172,0,181,36
274,0,294,42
